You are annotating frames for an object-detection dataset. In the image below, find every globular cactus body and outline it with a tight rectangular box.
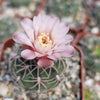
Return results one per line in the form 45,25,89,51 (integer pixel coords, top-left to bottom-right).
10,48,67,93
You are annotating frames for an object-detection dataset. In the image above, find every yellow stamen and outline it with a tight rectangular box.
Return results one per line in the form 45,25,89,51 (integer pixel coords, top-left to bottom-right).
38,33,52,47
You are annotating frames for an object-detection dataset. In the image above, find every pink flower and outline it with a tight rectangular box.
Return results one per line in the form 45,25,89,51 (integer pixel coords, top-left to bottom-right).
12,14,74,67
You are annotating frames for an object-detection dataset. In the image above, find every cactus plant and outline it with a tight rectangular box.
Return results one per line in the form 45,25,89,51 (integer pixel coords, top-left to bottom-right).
9,14,74,94
10,47,67,93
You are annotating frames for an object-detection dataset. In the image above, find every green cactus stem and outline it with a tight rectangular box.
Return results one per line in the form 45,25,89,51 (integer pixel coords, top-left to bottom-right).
10,47,67,94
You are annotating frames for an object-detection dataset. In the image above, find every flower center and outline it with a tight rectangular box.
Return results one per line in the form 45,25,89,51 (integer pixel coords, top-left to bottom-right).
38,33,52,47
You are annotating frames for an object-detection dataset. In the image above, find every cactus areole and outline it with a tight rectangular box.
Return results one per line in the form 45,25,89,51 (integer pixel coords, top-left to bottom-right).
10,14,75,93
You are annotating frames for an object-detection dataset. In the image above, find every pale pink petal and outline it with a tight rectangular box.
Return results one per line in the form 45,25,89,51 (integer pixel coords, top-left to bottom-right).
50,45,74,59
33,14,42,36
21,49,36,59
35,52,44,57
55,34,73,45
53,45,67,52
12,31,33,47
35,51,52,58
58,22,69,36
65,35,73,44
21,18,34,41
33,14,49,36
51,19,60,37
61,45,75,57
54,34,73,45
64,24,69,34
53,37,66,45
45,17,59,34
33,14,59,36
37,58,54,67
51,22,69,44
52,22,69,36
39,14,59,34
39,14,49,33
48,53,61,60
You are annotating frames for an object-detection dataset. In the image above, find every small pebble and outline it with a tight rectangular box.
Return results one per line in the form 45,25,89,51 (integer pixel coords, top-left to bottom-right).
2,73,12,82
71,93,75,99
91,27,99,34
4,98,13,100
55,88,61,96
85,79,94,87
95,1,100,6
62,17,73,23
0,83,9,97
47,91,52,96
65,82,72,89
28,3,36,11
4,8,15,17
95,73,100,81
1,62,8,70
71,88,77,94
66,96,72,100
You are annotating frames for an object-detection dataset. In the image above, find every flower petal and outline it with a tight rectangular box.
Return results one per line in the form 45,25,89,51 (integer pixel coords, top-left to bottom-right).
51,22,69,44
12,31,33,47
61,45,75,57
65,35,73,44
38,14,49,33
48,53,61,60
33,14,59,36
45,16,59,34
37,58,54,67
53,45,67,52
53,34,73,46
39,14,59,34
33,14,42,37
21,18,34,41
50,45,75,59
21,49,36,59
